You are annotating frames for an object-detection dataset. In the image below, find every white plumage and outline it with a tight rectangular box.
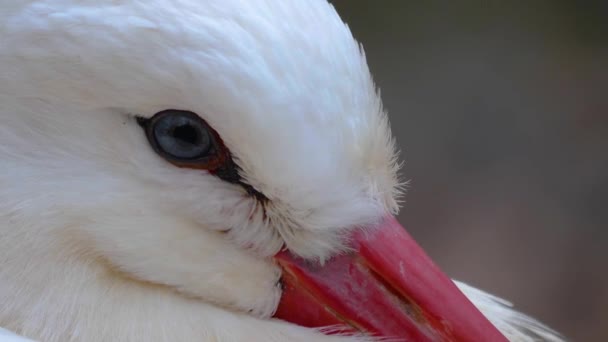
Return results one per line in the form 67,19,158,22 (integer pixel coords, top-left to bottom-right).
0,1,562,341
0,328,34,342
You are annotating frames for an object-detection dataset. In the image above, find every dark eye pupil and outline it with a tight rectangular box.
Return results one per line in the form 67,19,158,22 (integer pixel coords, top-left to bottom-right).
172,124,199,145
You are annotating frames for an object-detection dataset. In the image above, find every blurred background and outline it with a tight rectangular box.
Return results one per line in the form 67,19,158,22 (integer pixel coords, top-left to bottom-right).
331,1,607,341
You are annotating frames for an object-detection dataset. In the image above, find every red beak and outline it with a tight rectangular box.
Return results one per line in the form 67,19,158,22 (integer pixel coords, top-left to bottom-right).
273,216,507,341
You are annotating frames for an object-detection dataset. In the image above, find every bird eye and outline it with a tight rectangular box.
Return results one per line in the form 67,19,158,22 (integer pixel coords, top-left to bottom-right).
138,110,226,169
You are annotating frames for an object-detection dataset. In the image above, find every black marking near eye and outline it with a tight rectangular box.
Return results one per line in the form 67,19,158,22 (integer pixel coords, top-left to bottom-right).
213,158,269,203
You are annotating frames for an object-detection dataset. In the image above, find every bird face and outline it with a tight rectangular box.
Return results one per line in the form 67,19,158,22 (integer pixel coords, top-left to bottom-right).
1,1,509,341
1,0,399,319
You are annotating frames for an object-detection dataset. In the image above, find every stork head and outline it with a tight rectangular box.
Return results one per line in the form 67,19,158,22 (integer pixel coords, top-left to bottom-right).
1,1,505,340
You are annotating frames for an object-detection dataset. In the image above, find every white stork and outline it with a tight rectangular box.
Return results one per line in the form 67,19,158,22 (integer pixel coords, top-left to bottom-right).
0,0,563,341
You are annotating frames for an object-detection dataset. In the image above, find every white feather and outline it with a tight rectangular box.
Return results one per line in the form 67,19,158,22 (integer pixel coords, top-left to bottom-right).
0,328,34,342
455,281,564,342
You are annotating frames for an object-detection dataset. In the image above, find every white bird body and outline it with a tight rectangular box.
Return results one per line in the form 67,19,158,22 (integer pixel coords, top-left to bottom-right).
0,1,562,341
0,328,34,342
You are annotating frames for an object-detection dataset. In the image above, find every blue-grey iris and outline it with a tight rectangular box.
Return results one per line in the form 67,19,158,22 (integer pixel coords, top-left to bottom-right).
150,110,211,160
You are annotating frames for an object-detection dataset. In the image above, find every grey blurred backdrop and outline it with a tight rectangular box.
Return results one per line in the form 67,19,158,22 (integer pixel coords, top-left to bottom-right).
331,1,608,341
